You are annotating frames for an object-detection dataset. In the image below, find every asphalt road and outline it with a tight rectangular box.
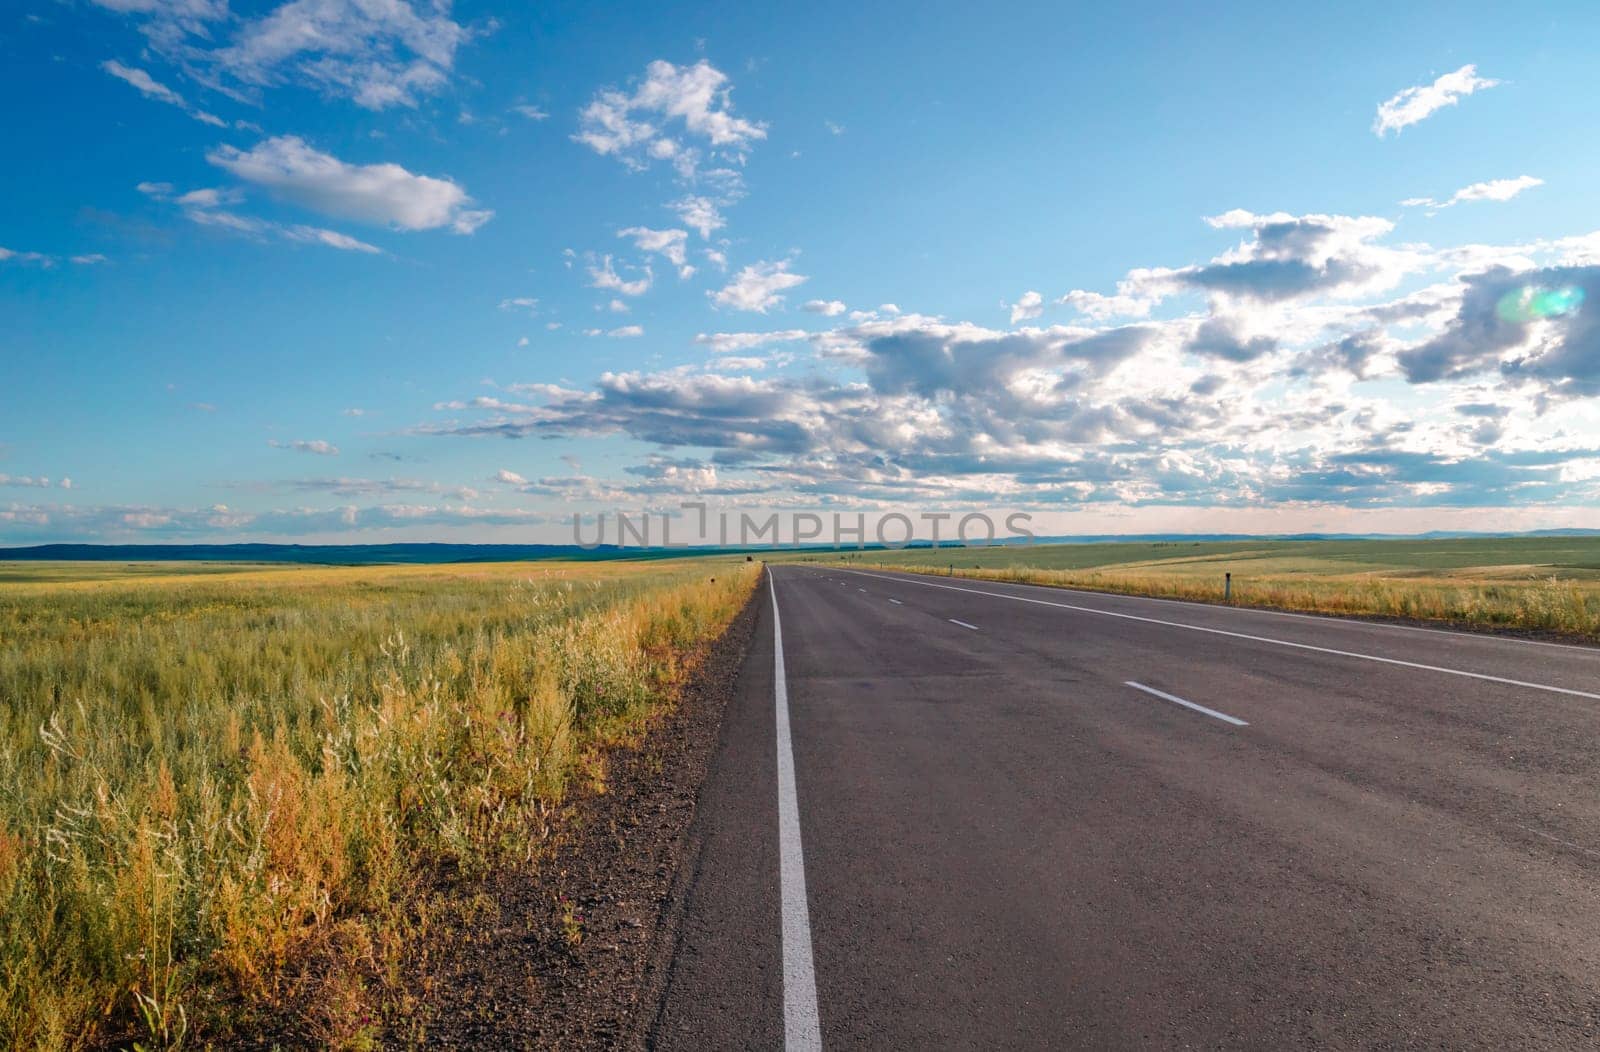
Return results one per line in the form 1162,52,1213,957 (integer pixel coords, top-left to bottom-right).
647,564,1600,1050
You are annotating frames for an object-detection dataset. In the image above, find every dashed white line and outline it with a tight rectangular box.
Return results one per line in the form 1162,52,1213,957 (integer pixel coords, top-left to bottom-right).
868,568,1600,654
948,618,979,631
888,598,903,605
769,574,822,1050
1126,680,1248,726
843,570,1600,701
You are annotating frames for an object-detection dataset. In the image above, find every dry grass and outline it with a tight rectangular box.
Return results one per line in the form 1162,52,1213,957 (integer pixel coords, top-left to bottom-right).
0,558,758,1049
854,560,1600,639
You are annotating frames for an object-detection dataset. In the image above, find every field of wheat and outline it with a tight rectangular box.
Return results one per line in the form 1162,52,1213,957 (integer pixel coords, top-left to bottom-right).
0,558,758,1049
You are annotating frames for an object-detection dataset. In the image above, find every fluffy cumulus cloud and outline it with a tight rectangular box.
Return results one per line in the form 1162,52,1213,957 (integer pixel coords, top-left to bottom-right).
208,136,491,233
1399,265,1599,395
575,59,766,173
619,226,693,277
1008,290,1043,324
415,212,1600,514
587,254,653,297
1062,210,1423,321
1374,64,1499,137
670,195,725,240
710,260,808,312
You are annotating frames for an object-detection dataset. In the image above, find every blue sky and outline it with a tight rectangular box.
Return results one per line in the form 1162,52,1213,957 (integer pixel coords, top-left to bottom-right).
4,0,1600,543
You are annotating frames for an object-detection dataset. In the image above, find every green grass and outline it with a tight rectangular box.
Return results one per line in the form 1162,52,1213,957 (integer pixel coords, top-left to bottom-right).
781,537,1600,638
0,558,758,1049
784,536,1600,576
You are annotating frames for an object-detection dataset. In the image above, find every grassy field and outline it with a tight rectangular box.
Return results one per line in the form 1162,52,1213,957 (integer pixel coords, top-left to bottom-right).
0,558,758,1049
783,536,1600,639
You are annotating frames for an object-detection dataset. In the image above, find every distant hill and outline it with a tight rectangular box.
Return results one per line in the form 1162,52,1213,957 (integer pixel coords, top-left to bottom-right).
0,542,652,565
2,529,1598,565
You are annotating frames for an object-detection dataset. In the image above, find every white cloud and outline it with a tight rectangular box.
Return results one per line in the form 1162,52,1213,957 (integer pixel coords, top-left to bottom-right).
694,329,809,353
1402,175,1543,211
574,59,766,172
619,225,693,277
670,195,725,239
216,0,469,109
268,438,339,455
283,224,381,253
803,299,846,316
1063,210,1423,321
174,187,237,208
0,247,56,267
587,254,653,297
609,325,644,338
1058,286,1158,321
1374,64,1499,137
70,254,110,265
102,59,185,106
824,120,844,136
499,296,539,313
1008,290,1044,324
708,355,769,371
710,260,808,313
148,179,380,252
101,59,227,125
94,0,470,111
209,135,492,233
511,104,548,120
494,469,527,484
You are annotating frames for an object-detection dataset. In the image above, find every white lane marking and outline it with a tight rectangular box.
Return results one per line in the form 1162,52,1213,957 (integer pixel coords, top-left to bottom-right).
948,618,979,631
858,587,866,592
1518,824,1600,861
843,570,1600,701
1126,680,1249,726
867,569,1600,654
887,598,903,605
769,573,822,1050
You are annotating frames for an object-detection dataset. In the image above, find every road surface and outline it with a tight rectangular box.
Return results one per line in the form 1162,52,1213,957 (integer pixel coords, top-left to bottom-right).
646,565,1600,1049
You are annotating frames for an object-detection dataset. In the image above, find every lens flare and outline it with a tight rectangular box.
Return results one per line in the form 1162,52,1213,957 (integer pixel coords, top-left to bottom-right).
1496,284,1586,323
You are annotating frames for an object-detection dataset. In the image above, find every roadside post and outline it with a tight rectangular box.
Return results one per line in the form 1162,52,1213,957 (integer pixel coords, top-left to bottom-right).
1225,572,1232,601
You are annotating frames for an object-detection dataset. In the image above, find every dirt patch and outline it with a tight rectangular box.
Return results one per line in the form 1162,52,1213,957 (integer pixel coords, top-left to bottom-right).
385,583,761,1049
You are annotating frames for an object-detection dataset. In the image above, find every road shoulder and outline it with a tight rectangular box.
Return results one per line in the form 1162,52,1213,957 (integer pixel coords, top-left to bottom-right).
387,583,763,1049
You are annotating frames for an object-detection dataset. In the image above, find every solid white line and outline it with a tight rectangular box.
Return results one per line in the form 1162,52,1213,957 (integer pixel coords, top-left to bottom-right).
1519,824,1600,861
843,570,1600,701
888,598,903,605
770,573,822,1050
1126,680,1249,726
948,618,979,630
